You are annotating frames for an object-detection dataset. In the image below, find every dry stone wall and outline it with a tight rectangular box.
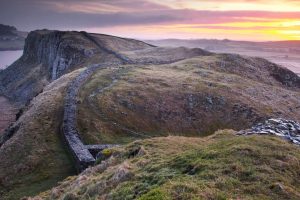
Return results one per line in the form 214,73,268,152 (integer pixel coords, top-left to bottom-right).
63,63,118,172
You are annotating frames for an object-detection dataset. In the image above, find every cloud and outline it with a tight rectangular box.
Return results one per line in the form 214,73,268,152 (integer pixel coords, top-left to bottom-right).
40,0,171,13
0,0,299,40
156,0,300,11
0,0,176,30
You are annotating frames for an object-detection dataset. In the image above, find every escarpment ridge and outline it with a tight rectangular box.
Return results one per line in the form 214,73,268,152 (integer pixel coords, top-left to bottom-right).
0,30,155,105
0,29,211,105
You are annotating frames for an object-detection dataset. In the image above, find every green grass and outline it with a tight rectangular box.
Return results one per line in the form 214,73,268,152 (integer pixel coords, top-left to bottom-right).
0,72,80,200
112,132,300,200
76,58,300,148
34,130,300,200
0,131,76,200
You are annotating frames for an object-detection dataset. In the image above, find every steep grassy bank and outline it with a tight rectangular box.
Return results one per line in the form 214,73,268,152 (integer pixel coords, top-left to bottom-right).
0,71,84,200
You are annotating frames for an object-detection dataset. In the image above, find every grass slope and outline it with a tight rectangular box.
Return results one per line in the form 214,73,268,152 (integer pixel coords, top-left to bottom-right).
77,55,300,145
0,70,84,200
34,130,300,200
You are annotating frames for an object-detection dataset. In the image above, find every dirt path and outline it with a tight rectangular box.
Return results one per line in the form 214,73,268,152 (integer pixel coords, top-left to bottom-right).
0,96,17,134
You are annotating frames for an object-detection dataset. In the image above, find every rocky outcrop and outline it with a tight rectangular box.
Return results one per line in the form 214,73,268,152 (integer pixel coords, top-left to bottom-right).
0,30,90,104
0,30,127,105
238,118,300,145
23,31,95,81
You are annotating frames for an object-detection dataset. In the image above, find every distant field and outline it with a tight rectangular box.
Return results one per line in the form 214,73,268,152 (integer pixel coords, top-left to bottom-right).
212,48,300,76
147,39,300,75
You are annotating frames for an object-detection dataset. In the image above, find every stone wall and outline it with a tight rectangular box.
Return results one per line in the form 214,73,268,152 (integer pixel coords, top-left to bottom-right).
80,31,132,64
63,63,119,172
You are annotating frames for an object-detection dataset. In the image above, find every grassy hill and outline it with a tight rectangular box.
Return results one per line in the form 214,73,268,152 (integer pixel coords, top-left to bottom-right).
33,130,300,200
0,30,300,199
0,70,81,200
76,55,300,145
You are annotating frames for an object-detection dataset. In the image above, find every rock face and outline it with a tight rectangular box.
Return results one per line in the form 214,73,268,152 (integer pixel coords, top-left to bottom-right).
23,31,92,80
238,118,300,145
0,30,89,104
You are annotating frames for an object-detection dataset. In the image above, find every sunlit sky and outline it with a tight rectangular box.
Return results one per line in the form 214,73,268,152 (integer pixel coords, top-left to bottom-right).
0,0,300,41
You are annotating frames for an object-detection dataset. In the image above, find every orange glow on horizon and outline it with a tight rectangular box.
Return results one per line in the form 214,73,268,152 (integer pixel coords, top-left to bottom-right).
154,0,300,12
87,19,300,41
46,0,300,41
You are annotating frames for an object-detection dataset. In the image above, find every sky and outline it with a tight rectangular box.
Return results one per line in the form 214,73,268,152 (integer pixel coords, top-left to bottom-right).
0,0,300,41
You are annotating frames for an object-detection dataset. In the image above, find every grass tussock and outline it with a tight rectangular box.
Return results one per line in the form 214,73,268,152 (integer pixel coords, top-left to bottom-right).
32,130,300,200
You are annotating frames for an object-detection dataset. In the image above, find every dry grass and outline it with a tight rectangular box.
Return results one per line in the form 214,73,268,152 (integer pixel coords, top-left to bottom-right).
32,130,300,200
0,69,85,200
77,56,300,145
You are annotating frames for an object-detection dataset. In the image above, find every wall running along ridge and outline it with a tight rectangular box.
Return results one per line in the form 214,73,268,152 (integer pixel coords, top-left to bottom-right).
61,41,202,171
62,32,135,172
63,63,119,172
